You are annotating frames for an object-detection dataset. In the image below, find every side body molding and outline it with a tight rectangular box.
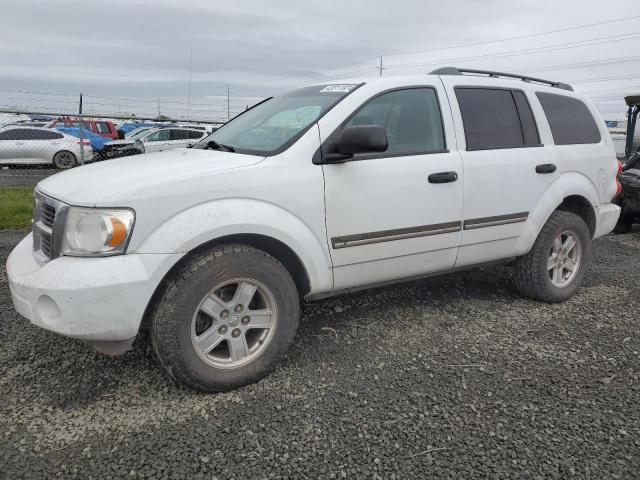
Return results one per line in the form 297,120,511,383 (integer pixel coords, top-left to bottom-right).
133,198,334,294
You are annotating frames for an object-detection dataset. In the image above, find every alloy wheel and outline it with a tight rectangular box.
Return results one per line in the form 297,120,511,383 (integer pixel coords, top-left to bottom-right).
190,278,278,369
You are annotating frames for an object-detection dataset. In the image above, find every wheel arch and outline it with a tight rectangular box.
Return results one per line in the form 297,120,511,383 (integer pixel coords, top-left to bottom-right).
556,195,596,238
519,172,600,253
139,233,312,338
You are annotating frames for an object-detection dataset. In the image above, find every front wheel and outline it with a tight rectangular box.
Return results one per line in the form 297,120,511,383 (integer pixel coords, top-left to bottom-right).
150,244,300,392
514,210,591,302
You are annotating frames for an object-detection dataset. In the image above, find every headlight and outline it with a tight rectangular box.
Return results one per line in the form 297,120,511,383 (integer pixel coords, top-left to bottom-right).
61,207,135,257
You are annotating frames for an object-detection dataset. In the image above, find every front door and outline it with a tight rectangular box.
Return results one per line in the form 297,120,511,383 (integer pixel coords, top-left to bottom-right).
143,129,172,153
321,86,463,290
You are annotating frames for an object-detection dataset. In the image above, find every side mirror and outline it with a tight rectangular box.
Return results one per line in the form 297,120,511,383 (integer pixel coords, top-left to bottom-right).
324,125,388,163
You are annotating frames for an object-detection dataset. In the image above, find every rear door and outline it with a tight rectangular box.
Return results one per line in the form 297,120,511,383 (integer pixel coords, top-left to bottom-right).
186,129,206,146
168,129,195,148
440,76,557,267
23,129,65,162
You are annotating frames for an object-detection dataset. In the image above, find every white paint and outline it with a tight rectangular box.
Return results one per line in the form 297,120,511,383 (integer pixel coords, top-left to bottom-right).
7,74,621,343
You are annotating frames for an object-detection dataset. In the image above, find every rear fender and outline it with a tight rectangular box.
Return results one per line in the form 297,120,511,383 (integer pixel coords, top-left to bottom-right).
516,172,599,254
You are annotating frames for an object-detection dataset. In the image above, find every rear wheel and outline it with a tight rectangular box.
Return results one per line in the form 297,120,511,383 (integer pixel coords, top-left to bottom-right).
52,150,77,169
515,210,591,302
150,244,300,392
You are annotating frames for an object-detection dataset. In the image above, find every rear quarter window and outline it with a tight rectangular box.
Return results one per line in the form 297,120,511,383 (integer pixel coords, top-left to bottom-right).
535,92,601,145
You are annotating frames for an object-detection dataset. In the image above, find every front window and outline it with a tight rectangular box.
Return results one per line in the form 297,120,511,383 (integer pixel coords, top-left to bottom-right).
145,129,170,142
345,88,446,155
195,84,361,155
128,128,150,139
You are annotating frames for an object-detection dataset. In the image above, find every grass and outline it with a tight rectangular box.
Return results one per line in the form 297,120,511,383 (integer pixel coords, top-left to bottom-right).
0,187,33,229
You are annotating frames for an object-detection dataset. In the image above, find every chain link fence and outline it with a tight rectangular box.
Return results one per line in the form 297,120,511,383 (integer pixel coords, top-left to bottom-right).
0,100,224,188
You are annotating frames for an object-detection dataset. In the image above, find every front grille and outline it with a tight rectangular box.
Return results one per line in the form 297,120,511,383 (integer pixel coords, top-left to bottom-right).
40,231,52,258
41,202,56,228
33,191,64,262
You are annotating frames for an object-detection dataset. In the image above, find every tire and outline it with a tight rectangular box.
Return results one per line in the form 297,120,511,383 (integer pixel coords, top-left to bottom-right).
52,150,77,169
150,244,300,392
514,210,591,303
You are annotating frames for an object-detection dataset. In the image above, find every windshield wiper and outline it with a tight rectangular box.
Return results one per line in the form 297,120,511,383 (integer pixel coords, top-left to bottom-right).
205,140,235,152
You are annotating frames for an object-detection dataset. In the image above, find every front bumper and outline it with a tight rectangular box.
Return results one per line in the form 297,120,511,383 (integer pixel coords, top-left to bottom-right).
7,233,181,342
593,202,621,239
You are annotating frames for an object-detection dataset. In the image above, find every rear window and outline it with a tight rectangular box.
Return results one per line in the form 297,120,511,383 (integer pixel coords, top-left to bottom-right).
187,130,204,139
535,92,601,145
455,87,540,150
170,129,190,141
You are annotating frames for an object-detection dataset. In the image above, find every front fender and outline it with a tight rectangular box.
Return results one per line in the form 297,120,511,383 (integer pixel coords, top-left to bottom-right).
516,172,600,254
133,198,333,293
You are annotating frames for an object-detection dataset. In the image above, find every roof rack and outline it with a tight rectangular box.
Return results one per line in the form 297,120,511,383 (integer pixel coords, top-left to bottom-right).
429,67,573,91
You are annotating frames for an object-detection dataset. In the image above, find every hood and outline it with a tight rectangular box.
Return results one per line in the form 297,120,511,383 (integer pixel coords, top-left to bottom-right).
37,148,264,206
105,139,135,147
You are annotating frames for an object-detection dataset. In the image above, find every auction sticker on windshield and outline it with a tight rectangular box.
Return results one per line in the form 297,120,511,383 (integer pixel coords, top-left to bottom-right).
320,84,358,93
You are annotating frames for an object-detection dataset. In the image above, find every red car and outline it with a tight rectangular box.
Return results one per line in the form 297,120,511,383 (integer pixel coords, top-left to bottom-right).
48,118,119,140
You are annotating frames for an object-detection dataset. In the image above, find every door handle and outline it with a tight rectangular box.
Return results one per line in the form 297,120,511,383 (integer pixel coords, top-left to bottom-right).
428,171,458,184
535,163,556,174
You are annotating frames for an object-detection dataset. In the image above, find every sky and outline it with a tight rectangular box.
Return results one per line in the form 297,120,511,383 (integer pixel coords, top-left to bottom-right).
0,0,638,121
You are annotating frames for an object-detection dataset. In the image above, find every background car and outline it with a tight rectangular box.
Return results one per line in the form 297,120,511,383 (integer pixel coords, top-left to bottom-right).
54,126,112,159
116,121,173,138
140,127,207,153
0,126,93,169
101,126,168,159
101,127,207,158
47,118,119,140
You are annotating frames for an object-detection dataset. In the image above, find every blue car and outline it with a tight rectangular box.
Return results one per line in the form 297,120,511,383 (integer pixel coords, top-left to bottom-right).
55,126,111,154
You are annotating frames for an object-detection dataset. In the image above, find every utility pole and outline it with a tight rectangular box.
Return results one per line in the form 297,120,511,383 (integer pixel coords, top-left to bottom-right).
187,47,193,119
227,84,230,121
78,93,84,165
379,55,383,76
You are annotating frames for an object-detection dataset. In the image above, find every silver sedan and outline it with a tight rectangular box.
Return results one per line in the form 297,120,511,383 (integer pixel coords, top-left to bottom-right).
0,126,93,169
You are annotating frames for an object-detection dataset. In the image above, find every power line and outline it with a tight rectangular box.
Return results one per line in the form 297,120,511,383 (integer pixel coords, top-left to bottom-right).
382,32,640,70
236,14,640,87
382,14,640,58
570,75,640,84
521,56,640,74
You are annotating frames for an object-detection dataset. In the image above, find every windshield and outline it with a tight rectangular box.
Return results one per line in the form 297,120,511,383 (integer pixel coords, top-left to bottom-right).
128,128,151,139
195,84,361,155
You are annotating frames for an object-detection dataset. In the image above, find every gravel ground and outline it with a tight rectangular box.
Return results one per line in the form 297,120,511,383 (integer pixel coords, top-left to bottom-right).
1,229,639,479
0,168,60,187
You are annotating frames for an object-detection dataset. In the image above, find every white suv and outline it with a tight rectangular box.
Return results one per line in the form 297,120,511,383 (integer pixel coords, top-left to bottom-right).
7,67,621,392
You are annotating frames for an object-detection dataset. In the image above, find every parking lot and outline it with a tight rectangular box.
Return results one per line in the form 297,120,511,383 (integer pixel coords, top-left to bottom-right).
0,228,638,479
